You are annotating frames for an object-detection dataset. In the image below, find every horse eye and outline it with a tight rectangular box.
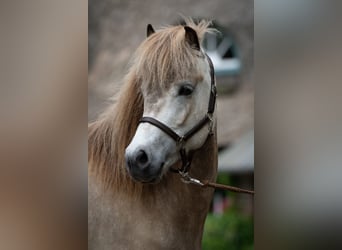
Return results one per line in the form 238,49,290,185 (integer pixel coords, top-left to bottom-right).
178,84,194,96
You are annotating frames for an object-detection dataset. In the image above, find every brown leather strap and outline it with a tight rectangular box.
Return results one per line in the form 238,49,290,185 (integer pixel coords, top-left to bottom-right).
183,115,211,141
139,115,211,143
201,180,255,195
139,117,182,142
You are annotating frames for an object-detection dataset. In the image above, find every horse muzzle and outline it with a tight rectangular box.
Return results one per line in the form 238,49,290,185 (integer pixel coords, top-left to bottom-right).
125,149,164,183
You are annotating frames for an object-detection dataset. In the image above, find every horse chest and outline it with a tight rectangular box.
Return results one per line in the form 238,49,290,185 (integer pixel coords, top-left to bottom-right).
89,177,205,250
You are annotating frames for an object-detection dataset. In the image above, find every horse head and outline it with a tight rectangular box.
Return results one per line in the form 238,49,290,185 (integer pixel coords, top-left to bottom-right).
125,22,216,183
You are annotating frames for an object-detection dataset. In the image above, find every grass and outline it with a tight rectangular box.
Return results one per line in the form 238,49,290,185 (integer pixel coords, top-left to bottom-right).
202,209,253,250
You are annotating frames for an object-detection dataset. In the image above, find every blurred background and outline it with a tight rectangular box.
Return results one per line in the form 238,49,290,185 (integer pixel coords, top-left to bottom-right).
3,1,342,250
88,0,254,249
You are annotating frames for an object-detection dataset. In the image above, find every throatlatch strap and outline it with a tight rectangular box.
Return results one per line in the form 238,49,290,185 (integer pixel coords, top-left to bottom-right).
205,53,216,114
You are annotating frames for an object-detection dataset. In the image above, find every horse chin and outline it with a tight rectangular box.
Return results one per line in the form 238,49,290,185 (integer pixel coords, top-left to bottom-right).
128,162,164,184
140,176,162,184
130,174,162,184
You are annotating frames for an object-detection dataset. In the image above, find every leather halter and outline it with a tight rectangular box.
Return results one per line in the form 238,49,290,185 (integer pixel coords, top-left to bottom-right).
139,53,216,174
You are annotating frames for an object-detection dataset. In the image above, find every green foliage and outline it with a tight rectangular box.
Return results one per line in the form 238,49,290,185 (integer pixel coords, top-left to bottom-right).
202,209,254,250
216,173,231,186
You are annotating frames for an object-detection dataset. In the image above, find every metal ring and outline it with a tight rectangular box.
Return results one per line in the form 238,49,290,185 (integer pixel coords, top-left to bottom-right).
177,136,185,147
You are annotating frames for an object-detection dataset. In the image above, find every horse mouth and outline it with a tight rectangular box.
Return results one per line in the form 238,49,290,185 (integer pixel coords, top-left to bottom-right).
140,177,159,184
129,162,164,184
131,175,161,184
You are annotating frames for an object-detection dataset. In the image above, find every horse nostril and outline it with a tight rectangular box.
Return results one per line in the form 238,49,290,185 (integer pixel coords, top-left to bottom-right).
136,150,149,166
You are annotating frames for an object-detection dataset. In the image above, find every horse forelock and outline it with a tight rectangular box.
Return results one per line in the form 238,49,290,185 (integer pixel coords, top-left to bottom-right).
133,19,214,93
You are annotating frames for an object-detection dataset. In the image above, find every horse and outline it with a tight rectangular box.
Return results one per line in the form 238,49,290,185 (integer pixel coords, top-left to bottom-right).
88,19,218,250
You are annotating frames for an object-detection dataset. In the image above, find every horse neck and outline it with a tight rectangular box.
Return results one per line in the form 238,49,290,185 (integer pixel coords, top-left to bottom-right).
142,131,218,247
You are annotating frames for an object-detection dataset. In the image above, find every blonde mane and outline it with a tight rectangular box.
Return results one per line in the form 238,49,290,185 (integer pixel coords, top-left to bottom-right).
88,19,213,193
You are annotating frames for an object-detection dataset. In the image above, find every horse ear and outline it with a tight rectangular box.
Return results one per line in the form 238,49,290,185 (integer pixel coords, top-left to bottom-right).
147,24,155,37
184,26,200,51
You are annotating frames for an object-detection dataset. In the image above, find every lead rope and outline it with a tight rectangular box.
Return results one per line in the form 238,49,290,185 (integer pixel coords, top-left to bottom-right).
179,171,255,195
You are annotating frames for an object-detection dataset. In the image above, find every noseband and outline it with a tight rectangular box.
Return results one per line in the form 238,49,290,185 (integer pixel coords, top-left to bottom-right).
139,53,216,175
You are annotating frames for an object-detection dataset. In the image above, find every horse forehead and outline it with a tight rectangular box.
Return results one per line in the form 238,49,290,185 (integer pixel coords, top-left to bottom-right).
142,68,206,101
143,93,167,113
143,91,163,105
142,81,178,109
